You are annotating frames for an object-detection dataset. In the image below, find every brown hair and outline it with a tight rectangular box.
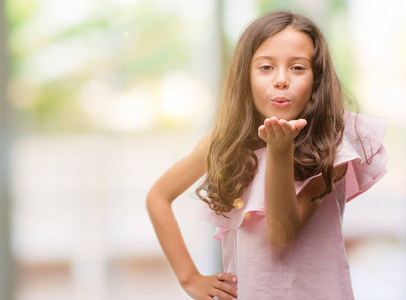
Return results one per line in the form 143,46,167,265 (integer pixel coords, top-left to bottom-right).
196,11,345,216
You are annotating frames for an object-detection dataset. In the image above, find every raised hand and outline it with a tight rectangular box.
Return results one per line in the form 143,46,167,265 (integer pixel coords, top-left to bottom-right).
181,272,238,300
258,116,307,152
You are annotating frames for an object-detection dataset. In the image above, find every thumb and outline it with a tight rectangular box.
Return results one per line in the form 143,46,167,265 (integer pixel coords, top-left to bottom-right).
290,119,307,131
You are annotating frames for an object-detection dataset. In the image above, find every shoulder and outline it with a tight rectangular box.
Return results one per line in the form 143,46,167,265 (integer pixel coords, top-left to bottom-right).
179,128,214,182
191,129,213,156
147,129,213,202
189,128,212,166
339,110,387,164
343,110,387,142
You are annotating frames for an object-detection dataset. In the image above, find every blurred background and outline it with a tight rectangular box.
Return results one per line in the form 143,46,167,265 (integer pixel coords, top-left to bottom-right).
0,0,405,299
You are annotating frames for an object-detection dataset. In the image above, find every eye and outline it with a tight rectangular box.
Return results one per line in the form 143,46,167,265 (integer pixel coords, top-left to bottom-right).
291,66,305,71
259,65,273,71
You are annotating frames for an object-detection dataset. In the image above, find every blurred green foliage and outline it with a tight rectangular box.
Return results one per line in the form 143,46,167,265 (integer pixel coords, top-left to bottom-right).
6,0,190,133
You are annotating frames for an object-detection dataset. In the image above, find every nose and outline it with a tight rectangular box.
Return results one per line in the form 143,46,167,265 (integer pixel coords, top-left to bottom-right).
273,70,289,89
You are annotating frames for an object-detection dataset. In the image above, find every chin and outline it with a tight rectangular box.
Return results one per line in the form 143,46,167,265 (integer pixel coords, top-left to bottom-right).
267,113,297,121
257,110,301,123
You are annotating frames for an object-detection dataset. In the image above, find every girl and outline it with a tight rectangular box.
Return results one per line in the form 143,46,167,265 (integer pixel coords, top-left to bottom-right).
147,11,387,300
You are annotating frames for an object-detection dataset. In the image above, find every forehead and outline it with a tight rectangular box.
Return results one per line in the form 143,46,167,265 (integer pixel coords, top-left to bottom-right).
253,27,314,61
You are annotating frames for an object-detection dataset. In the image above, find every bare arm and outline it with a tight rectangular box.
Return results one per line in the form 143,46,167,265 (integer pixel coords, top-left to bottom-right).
146,130,238,300
259,117,347,248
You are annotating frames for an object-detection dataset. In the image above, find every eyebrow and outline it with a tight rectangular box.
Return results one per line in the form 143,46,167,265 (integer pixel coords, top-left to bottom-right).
252,55,311,63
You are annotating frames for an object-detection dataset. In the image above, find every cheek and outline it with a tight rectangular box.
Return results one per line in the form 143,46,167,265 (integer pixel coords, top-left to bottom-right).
251,77,268,99
296,78,313,100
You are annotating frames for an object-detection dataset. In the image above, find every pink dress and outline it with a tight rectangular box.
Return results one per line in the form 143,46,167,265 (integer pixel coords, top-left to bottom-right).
195,111,387,300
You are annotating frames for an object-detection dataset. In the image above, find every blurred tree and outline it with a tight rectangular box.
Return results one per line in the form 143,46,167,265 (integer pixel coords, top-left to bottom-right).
0,1,15,299
6,0,190,133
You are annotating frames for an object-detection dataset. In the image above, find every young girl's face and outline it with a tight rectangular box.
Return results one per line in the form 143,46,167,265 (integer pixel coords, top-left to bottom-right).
250,27,314,122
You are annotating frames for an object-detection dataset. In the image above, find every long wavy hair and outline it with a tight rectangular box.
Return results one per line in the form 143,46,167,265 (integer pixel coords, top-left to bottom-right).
196,11,345,216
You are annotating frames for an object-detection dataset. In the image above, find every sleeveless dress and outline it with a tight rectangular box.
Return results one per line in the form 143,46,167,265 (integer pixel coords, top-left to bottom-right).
195,111,387,300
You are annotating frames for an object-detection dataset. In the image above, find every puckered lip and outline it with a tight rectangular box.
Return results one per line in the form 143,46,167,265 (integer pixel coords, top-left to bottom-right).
271,96,292,102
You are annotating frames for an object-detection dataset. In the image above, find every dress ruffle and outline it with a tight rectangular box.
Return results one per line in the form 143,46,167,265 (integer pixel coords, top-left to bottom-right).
194,111,387,241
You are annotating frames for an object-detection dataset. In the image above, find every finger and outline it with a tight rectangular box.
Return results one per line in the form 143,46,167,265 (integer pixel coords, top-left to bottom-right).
258,125,267,140
264,118,275,138
290,119,307,131
278,119,293,131
214,281,238,298
216,273,237,283
209,287,236,300
269,117,284,135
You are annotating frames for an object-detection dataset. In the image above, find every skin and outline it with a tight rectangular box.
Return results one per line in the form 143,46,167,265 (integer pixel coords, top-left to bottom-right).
147,130,238,300
252,27,346,247
250,27,314,123
147,26,345,299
